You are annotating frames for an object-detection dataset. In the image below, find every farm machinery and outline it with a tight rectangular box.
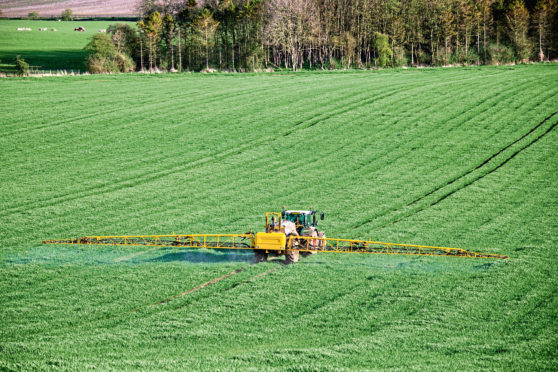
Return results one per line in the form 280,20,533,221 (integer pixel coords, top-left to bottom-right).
42,208,509,262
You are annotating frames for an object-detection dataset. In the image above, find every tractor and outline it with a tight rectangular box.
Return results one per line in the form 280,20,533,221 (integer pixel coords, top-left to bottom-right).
254,208,326,263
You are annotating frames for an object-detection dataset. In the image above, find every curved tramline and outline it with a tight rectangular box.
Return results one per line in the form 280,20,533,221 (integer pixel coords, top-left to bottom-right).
2,65,557,370
42,210,509,262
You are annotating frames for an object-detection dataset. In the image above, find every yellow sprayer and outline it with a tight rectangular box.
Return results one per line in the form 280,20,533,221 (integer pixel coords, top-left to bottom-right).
42,208,508,263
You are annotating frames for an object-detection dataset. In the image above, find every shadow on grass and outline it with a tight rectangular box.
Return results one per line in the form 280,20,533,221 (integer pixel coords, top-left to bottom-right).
298,256,501,272
0,49,86,73
149,249,255,264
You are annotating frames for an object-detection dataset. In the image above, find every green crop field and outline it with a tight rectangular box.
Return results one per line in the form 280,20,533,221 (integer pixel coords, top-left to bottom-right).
1,65,557,370
0,19,135,73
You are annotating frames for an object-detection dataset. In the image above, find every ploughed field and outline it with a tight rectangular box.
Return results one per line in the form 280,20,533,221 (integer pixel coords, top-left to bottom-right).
0,0,136,18
0,19,135,73
1,66,557,370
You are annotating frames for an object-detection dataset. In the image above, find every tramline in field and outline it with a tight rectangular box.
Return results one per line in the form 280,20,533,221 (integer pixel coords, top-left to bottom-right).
42,208,509,263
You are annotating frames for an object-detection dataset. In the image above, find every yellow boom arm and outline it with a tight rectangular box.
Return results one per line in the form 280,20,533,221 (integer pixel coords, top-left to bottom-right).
42,233,508,259
291,236,508,259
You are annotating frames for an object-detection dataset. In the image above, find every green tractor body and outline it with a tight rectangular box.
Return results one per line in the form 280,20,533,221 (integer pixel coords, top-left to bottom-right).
281,209,324,235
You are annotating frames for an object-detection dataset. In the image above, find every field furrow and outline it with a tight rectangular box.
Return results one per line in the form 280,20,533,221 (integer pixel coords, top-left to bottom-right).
1,65,557,370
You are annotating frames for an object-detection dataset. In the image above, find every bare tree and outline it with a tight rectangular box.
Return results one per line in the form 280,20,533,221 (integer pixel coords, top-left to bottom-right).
266,0,318,70
137,0,171,17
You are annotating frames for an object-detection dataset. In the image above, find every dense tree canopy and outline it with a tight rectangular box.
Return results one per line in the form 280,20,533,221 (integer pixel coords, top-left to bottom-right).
28,11,40,20
85,33,136,73
87,0,557,73
61,8,73,21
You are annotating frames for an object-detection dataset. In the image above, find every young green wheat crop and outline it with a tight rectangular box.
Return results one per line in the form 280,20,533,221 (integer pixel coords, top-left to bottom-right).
1,65,557,370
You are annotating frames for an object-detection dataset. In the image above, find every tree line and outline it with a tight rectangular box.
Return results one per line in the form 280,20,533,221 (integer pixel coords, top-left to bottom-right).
85,0,558,73
27,9,73,20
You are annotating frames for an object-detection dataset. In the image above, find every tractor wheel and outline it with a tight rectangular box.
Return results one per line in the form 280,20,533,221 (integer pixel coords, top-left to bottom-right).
285,249,299,264
254,250,268,263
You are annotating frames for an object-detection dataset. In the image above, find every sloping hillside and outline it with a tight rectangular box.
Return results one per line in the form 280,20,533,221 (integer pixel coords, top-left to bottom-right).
1,0,137,17
0,66,557,370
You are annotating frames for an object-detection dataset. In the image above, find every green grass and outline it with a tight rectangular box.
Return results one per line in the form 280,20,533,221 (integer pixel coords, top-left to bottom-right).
1,65,557,370
0,19,135,73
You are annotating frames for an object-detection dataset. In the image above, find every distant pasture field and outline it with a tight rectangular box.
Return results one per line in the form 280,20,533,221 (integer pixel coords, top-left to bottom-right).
0,66,557,370
0,19,135,73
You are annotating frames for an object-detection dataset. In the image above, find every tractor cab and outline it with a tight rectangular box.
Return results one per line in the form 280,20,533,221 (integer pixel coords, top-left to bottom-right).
281,208,324,234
